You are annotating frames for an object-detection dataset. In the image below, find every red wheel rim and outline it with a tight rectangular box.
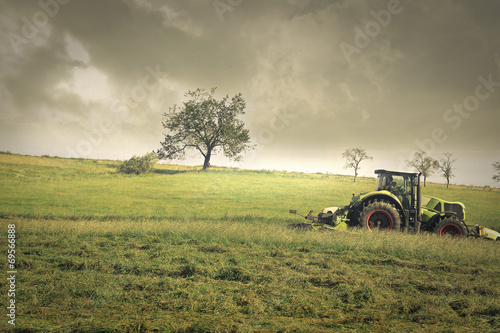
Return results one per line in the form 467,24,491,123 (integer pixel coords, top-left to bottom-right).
440,224,462,237
366,210,393,231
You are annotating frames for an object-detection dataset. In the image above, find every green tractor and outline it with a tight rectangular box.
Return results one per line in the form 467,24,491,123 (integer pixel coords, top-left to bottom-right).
290,169,500,240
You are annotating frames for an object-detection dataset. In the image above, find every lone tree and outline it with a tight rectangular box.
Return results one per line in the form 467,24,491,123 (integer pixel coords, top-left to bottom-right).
493,162,500,183
406,150,439,187
156,88,251,170
438,152,456,188
342,147,372,182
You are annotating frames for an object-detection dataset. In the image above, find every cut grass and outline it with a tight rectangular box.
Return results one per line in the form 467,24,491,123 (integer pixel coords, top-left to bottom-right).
3,218,499,332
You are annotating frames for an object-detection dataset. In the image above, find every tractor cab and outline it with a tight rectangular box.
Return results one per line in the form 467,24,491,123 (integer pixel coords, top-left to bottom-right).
375,170,416,209
373,170,421,231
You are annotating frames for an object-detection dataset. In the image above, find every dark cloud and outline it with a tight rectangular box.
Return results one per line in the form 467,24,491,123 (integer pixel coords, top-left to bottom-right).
0,0,499,185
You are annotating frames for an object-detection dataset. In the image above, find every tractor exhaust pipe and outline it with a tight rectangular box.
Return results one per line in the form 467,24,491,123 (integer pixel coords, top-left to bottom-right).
415,173,422,233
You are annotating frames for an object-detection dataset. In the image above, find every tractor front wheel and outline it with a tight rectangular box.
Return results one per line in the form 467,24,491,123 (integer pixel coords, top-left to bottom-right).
359,201,401,231
434,218,468,238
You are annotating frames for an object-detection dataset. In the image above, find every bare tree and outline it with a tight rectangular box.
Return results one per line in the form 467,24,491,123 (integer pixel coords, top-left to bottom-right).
342,147,372,182
406,150,438,187
493,162,500,183
438,153,456,188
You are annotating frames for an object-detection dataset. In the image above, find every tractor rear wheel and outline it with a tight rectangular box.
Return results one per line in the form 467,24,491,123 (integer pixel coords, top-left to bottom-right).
359,201,401,231
434,217,467,238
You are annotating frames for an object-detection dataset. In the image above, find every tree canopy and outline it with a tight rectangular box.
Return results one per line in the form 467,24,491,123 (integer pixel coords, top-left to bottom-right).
156,88,251,170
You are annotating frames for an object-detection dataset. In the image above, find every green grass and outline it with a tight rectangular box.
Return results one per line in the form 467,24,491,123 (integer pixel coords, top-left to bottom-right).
0,153,499,332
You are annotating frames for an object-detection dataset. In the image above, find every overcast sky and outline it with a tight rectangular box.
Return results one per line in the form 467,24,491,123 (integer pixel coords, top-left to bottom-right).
1,0,499,186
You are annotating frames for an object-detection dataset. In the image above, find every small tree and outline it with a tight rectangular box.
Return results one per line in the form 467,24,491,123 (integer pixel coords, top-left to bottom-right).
119,153,158,175
342,147,372,182
438,152,456,188
156,88,251,170
493,162,500,183
406,150,438,187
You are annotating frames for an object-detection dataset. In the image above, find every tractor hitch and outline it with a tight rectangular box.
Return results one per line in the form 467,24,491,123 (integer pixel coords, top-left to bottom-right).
289,208,348,231
289,210,318,221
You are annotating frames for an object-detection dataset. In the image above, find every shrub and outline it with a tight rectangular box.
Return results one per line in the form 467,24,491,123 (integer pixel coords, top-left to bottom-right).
119,153,158,175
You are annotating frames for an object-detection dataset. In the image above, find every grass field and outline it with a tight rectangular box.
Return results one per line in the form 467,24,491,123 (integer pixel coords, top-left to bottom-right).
1,152,499,332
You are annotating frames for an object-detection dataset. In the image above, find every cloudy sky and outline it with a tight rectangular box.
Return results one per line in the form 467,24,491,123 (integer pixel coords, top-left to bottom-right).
1,0,499,185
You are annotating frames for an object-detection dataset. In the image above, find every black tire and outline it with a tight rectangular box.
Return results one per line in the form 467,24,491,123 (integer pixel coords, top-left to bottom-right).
358,201,401,231
434,217,468,238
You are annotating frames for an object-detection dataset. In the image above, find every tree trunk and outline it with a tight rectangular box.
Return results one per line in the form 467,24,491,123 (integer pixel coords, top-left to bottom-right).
353,170,357,183
202,149,212,170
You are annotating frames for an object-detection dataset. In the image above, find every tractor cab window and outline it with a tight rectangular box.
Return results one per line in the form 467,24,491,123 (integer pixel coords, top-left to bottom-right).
377,174,406,192
376,173,413,208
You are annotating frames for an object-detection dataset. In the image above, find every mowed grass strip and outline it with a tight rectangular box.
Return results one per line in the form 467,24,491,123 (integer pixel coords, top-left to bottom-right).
2,218,499,332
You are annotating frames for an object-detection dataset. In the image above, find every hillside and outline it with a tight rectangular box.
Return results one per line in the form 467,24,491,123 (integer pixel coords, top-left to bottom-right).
0,152,499,229
1,153,499,332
